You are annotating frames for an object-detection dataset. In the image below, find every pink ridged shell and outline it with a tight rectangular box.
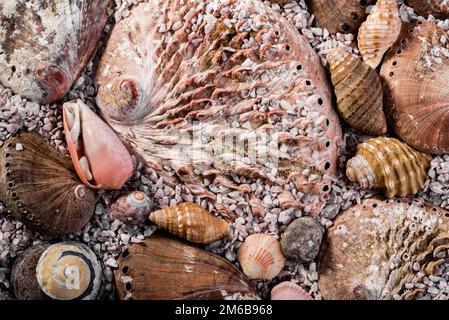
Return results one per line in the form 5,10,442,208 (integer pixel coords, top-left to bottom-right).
94,0,342,214
271,281,313,300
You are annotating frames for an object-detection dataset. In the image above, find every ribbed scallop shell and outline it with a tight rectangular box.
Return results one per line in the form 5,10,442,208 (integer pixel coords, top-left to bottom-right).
346,137,431,198
358,0,402,69
0,132,97,236
109,191,153,225
328,48,387,135
318,198,449,300
149,202,229,244
94,0,342,210
271,281,313,300
237,233,285,280
306,0,375,34
114,234,258,300
0,1,109,104
36,242,102,300
406,0,449,19
380,21,449,154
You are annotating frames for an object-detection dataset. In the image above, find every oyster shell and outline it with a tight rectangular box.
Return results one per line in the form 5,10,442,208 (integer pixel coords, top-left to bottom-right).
63,99,134,190
149,202,229,244
380,21,449,154
328,48,387,135
94,0,342,211
36,242,102,300
0,132,97,236
114,234,258,300
109,191,153,225
306,0,375,34
346,137,431,198
318,198,449,300
406,0,449,19
237,233,285,280
358,0,402,69
0,0,110,104
271,281,313,300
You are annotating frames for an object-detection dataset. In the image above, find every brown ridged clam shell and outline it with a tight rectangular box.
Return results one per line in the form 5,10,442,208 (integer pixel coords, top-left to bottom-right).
328,48,387,135
94,0,342,209
380,21,449,154
318,198,449,300
0,132,97,236
0,1,110,104
149,202,229,244
114,234,258,300
406,0,449,19
306,0,375,34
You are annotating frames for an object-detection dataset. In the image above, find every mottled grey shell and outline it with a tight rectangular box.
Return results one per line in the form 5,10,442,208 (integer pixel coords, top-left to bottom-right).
0,0,110,103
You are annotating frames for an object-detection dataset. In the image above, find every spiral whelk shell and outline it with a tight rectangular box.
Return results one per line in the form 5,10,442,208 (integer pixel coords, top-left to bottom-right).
318,198,449,300
149,202,229,244
306,0,375,34
114,234,257,300
237,233,285,280
0,132,97,236
358,0,402,69
346,137,431,198
406,0,449,19
381,21,449,154
328,48,387,135
271,281,313,300
0,0,109,104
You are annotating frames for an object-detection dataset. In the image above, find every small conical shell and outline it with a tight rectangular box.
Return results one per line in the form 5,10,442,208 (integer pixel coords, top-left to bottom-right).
237,233,285,280
0,132,97,236
406,0,449,19
149,202,229,244
271,282,313,300
346,137,432,198
36,242,102,300
110,191,153,225
328,48,387,135
358,0,402,69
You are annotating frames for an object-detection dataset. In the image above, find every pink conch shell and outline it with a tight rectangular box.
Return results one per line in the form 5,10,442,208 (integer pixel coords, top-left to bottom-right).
271,282,313,300
0,0,110,104
94,0,342,211
63,99,133,190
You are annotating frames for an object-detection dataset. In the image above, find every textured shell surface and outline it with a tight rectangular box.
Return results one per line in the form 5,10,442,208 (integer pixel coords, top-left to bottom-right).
346,137,431,198
357,0,402,69
306,0,375,34
11,244,50,300
109,191,153,225
149,202,229,244
63,99,134,190
0,0,110,104
318,198,449,300
114,234,258,300
0,132,97,236
237,233,285,280
380,21,449,154
36,242,102,300
270,281,313,300
406,0,449,19
328,48,387,135
94,0,342,214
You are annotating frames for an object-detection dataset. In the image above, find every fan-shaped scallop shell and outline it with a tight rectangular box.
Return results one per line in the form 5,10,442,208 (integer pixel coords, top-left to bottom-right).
0,0,110,104
149,202,229,244
380,21,449,154
328,48,387,135
114,234,258,300
237,233,285,280
358,0,402,69
36,242,102,300
0,132,97,236
346,137,431,198
94,0,342,211
306,0,375,34
318,198,449,300
271,281,313,300
406,0,449,19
